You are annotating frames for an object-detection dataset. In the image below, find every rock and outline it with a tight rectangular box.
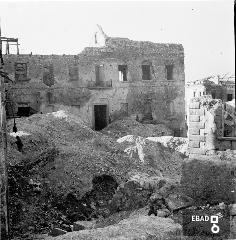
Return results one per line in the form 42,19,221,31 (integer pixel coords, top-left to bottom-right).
109,179,151,212
165,193,194,212
73,220,96,231
48,227,67,237
156,209,171,217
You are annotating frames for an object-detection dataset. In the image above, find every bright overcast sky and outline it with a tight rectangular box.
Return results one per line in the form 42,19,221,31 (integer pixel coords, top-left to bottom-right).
0,0,235,81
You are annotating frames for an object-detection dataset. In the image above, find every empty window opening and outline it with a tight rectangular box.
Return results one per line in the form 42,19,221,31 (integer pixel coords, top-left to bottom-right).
227,94,233,101
166,65,174,80
17,107,30,117
95,65,105,85
94,105,108,131
118,65,128,82
43,64,55,87
142,65,151,80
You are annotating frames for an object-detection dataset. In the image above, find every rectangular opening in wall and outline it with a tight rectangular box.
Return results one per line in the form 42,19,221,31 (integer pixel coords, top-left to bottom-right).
43,64,55,87
166,65,174,80
118,65,128,82
17,107,30,117
95,65,104,86
94,104,108,131
142,65,151,80
227,94,233,101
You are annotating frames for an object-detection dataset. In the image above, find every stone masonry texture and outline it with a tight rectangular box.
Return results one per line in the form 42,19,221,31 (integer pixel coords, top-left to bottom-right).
4,36,186,134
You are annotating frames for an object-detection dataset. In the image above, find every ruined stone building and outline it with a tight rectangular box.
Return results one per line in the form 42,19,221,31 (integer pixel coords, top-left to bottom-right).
185,76,235,137
185,75,235,106
4,26,185,135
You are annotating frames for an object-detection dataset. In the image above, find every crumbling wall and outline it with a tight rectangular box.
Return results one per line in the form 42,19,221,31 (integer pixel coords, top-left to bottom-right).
3,38,185,133
188,97,236,159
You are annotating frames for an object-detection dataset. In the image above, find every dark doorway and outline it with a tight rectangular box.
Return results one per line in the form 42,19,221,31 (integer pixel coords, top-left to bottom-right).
17,107,30,117
227,94,233,101
94,105,108,131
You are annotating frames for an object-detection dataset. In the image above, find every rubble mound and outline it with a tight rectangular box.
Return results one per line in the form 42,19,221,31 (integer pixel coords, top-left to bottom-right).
44,215,182,240
102,117,173,138
6,111,162,238
146,136,189,156
7,111,147,195
116,135,186,180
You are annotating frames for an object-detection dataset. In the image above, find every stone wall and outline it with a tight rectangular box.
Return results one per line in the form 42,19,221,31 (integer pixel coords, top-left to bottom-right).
188,97,236,159
3,37,185,134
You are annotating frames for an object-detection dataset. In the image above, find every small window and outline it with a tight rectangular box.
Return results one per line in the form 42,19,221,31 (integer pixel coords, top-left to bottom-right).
118,65,128,82
199,92,202,97
193,92,196,97
227,94,233,101
166,65,174,80
142,65,151,80
95,65,104,85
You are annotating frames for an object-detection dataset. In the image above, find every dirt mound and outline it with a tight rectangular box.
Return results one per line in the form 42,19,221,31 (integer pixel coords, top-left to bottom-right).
102,117,173,138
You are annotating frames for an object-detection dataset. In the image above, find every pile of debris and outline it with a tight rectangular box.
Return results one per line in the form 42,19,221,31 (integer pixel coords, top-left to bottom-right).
102,117,173,139
145,136,189,156
5,111,181,238
116,135,186,180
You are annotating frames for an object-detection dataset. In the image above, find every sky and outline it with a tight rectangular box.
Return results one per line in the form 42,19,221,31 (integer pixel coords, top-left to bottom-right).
0,0,235,82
